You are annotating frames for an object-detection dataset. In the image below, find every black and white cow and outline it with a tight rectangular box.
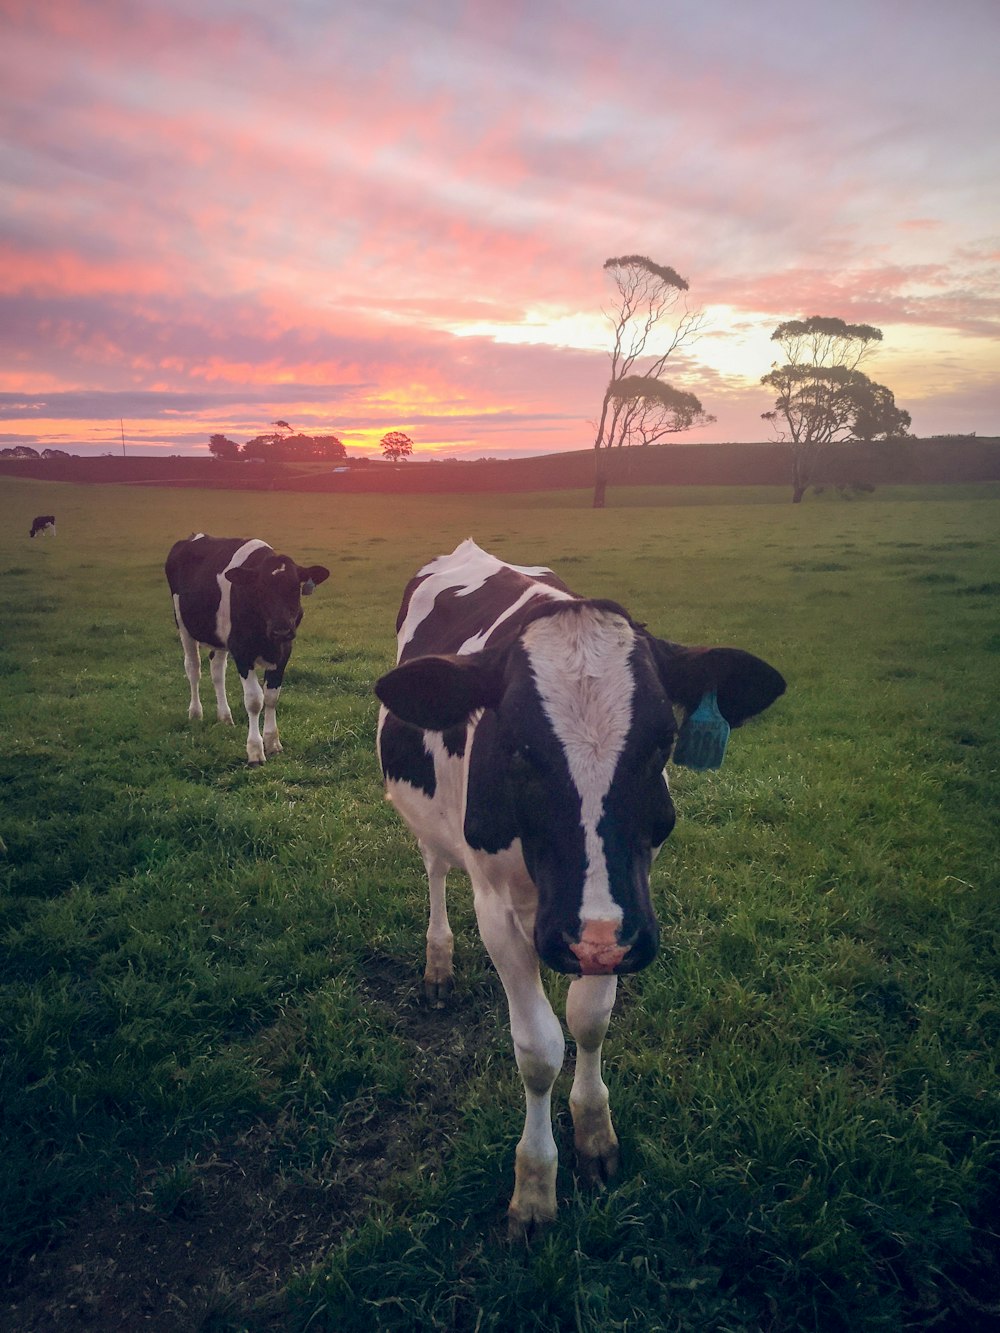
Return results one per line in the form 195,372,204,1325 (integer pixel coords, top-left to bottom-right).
166,534,329,765
375,539,785,1235
29,515,56,538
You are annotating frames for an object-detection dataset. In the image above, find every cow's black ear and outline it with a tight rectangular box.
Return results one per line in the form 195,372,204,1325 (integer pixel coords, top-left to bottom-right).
297,564,330,594
225,567,256,586
375,652,504,732
650,638,786,728
463,711,516,853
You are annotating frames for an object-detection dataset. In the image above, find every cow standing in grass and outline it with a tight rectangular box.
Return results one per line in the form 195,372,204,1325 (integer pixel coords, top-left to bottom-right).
376,539,785,1235
29,515,55,538
166,534,329,765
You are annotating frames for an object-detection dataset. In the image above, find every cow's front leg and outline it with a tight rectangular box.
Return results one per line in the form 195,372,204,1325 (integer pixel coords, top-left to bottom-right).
238,668,266,765
262,669,284,756
421,841,454,1006
209,648,234,724
566,975,620,1185
474,892,565,1238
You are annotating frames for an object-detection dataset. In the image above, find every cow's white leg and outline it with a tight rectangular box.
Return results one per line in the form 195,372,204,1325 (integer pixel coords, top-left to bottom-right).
474,891,565,1237
421,841,454,1006
176,617,203,721
209,649,234,724
566,975,620,1184
262,684,282,756
239,670,266,765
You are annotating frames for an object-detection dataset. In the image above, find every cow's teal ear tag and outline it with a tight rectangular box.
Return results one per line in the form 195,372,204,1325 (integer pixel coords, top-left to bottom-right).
301,578,316,596
673,691,730,770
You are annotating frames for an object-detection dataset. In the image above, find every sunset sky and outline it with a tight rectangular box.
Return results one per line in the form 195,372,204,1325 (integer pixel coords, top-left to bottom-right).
2,0,998,458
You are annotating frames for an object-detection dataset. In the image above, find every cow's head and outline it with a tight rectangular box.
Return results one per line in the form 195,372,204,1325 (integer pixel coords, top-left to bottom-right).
226,555,330,643
375,602,785,978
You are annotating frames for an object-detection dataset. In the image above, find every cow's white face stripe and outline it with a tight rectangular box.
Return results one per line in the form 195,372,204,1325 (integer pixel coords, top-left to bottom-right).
523,609,636,925
214,539,269,644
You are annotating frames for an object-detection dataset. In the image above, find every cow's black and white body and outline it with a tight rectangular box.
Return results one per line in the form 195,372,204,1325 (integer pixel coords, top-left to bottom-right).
29,515,55,538
166,534,329,765
376,539,785,1234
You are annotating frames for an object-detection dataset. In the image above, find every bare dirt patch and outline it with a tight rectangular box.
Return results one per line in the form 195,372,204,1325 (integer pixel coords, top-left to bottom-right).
4,965,503,1332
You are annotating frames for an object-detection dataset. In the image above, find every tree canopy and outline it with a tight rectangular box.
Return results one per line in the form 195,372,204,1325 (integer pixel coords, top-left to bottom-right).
603,254,689,292
771,316,883,361
208,434,240,460
606,375,715,446
850,378,911,444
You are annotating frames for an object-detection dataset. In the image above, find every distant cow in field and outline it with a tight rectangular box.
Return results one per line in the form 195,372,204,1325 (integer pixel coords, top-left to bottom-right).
375,539,785,1235
29,515,55,538
166,534,330,765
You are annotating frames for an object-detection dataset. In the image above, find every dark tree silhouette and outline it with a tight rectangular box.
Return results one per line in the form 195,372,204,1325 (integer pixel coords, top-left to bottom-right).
593,255,708,505
208,434,241,460
761,316,910,502
606,376,715,447
381,431,414,462
849,379,912,445
237,421,346,461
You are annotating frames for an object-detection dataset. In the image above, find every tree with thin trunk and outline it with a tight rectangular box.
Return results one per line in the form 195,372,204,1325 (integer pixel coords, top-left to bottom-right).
593,255,707,505
761,316,909,502
381,430,414,462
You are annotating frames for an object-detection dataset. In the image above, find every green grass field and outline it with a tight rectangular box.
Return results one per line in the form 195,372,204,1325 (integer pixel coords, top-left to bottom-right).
1,476,998,1331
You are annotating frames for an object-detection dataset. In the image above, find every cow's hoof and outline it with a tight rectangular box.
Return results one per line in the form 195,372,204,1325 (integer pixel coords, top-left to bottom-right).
423,972,455,1008
576,1142,620,1188
506,1206,555,1244
508,1153,557,1240
571,1102,619,1187
247,758,264,768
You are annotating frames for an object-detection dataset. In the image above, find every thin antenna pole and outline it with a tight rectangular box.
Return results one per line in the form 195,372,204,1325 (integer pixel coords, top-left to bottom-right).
120,419,126,458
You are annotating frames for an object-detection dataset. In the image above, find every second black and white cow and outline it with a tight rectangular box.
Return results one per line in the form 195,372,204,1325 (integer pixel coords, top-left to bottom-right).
166,534,329,764
375,539,785,1235
30,515,56,538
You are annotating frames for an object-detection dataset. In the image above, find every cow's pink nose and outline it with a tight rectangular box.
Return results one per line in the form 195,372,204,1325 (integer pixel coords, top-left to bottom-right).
569,920,630,975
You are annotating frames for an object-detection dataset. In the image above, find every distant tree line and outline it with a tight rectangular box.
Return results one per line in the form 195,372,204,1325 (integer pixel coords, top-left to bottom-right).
208,422,415,462
0,446,74,459
208,420,347,461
